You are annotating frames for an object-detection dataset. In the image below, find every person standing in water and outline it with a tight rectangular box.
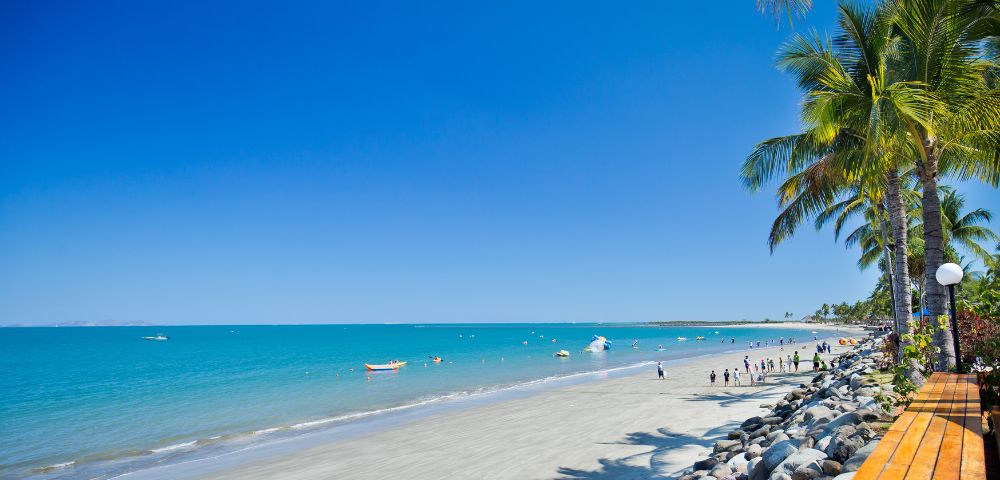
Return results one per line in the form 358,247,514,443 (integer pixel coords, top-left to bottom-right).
657,361,665,379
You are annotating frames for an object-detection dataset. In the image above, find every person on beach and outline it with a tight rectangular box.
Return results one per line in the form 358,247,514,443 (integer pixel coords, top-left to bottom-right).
657,361,665,379
760,359,766,372
710,370,716,386
779,356,784,372
744,356,751,374
812,352,821,372
724,369,730,386
780,337,784,346
748,340,753,349
733,368,741,386
793,351,800,372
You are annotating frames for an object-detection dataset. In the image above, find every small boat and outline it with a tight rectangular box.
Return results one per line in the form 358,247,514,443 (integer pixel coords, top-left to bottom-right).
365,361,407,371
695,336,706,341
555,350,570,357
431,356,443,363
655,344,666,351
676,337,687,341
142,334,169,341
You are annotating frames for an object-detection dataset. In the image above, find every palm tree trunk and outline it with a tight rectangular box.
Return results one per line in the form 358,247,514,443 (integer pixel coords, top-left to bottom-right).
886,168,922,384
918,156,955,371
877,201,898,336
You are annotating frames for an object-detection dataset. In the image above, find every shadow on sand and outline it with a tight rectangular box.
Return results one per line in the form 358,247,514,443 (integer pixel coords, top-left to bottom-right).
553,377,811,479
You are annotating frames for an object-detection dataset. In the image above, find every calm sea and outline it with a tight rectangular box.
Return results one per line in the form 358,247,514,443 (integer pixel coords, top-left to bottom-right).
0,323,836,479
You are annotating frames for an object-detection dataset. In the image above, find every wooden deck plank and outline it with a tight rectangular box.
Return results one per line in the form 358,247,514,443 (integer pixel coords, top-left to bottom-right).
853,430,904,480
960,374,986,480
905,375,954,479
934,375,969,480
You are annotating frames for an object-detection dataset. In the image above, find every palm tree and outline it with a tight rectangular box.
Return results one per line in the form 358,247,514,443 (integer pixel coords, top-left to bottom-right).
885,0,1000,370
741,2,926,382
757,0,814,27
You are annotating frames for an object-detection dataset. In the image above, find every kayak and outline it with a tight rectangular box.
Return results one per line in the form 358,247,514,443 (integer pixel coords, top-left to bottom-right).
365,362,407,371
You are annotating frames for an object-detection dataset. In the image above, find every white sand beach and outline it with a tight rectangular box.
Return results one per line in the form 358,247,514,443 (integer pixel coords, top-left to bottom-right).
209,328,863,480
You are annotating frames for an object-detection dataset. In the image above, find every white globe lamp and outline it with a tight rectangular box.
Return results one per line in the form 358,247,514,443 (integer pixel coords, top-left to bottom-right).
935,262,964,371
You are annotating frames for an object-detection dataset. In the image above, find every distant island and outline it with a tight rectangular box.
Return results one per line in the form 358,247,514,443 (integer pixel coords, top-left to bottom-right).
1,320,155,327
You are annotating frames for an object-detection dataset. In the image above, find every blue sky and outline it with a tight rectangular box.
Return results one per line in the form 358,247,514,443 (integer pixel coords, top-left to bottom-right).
1,1,996,325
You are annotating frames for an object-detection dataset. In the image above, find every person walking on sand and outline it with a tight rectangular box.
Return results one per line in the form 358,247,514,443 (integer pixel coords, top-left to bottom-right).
657,361,665,379
812,352,821,372
710,370,717,386
793,351,800,372
779,356,784,372
723,369,730,386
744,356,751,374
733,368,741,386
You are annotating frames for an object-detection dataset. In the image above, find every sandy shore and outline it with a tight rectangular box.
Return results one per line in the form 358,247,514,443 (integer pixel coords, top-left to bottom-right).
206,328,863,480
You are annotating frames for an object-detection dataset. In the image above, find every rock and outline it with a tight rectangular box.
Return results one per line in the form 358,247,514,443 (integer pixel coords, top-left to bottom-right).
729,430,743,440
751,425,772,439
804,406,835,424
826,436,865,463
800,436,815,449
762,416,784,425
720,476,738,480
835,404,856,413
841,440,879,472
819,413,861,436
714,440,742,454
853,408,880,422
710,464,733,479
790,461,824,480
746,444,763,459
743,416,764,428
821,460,842,476
770,474,792,480
727,453,750,474
770,433,790,444
749,458,770,480
770,448,827,479
833,473,856,480
695,457,720,471
750,436,768,446
762,439,800,471
815,435,832,453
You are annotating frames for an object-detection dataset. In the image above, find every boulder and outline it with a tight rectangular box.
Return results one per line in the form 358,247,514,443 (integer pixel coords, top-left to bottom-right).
749,458,769,480
751,425,772,439
729,430,744,440
727,453,750,474
714,440,742,454
742,416,764,428
832,473,856,480
848,374,865,391
821,460,842,476
770,448,827,479
710,464,733,479
819,413,862,437
803,406,836,425
762,416,784,425
746,444,763,460
695,457,720,471
762,439,800,471
828,436,865,463
770,433,790,444
841,440,879,473
790,461,824,480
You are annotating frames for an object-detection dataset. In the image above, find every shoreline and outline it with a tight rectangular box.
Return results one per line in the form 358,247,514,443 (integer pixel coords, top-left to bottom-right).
133,328,864,480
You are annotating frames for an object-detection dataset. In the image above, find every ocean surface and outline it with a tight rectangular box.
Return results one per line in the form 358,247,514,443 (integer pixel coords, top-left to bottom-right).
0,323,834,479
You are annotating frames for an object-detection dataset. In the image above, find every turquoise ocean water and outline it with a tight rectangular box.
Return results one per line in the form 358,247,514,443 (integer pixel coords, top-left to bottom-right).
0,324,837,479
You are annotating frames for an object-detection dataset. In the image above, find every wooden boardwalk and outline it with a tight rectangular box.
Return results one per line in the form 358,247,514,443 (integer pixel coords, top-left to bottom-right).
854,373,985,479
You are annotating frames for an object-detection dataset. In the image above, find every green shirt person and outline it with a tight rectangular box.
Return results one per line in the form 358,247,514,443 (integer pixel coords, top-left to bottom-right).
812,352,821,371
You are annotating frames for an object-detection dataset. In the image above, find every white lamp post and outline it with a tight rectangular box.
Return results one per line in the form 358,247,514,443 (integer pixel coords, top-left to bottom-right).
935,263,964,372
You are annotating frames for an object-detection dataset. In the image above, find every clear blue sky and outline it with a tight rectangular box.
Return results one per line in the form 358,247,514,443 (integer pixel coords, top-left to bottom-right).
1,1,996,325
